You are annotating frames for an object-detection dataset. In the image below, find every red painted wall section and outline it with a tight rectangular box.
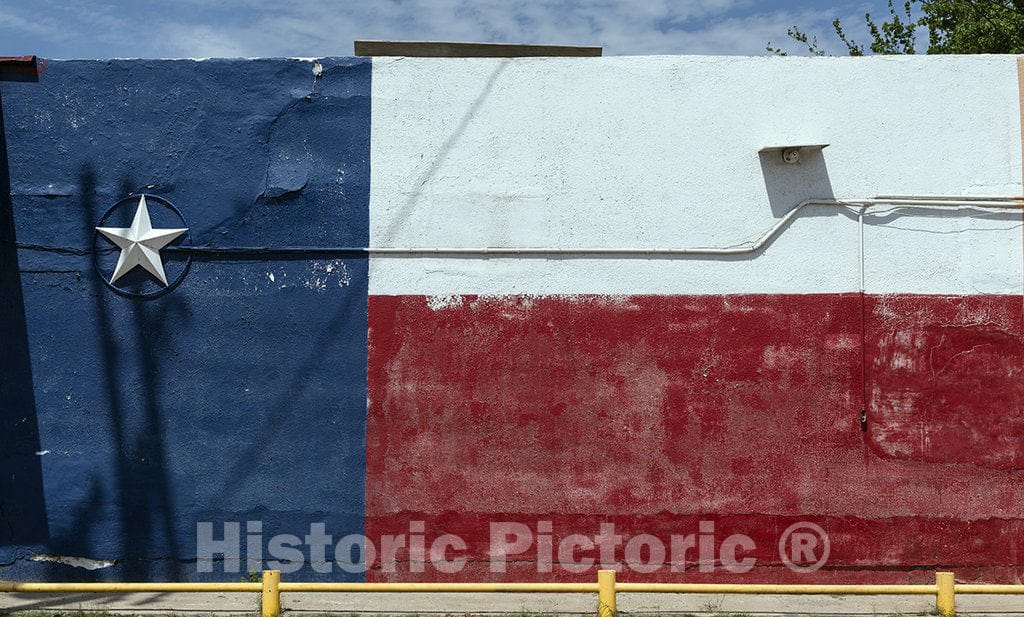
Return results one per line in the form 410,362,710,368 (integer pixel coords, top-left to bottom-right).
866,295,1024,470
366,294,1024,582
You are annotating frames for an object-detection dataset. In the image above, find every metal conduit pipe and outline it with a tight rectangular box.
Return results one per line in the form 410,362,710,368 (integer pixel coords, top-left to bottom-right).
368,195,1024,256
20,195,1018,258
875,195,1024,202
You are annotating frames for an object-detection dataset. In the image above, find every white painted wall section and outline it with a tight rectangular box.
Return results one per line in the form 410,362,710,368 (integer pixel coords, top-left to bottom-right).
369,55,1023,296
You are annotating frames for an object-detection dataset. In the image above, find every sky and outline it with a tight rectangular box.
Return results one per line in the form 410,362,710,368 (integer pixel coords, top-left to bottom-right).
0,0,892,59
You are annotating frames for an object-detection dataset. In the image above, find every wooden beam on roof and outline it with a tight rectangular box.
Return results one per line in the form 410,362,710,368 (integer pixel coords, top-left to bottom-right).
354,40,602,57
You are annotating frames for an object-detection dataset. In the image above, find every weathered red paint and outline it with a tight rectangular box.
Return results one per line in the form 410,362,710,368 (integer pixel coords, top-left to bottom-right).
866,295,1024,469
0,56,45,81
366,294,1024,582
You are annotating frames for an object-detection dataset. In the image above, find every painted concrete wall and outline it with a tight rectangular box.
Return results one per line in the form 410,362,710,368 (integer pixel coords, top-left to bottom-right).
1,58,370,581
2,54,1024,583
369,55,1022,295
366,55,1024,583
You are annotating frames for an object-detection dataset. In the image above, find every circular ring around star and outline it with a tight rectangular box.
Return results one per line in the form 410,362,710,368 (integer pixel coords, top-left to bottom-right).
92,194,192,299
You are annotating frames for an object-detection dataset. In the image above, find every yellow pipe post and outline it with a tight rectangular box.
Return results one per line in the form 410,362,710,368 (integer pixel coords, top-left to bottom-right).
936,572,955,617
262,570,281,617
598,569,616,617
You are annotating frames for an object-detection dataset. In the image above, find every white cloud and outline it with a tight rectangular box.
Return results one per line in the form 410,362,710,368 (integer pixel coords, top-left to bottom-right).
0,7,75,43
1,0,885,58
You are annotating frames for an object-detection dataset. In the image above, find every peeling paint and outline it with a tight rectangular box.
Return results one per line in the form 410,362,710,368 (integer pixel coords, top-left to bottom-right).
303,260,351,292
425,295,463,311
28,554,115,570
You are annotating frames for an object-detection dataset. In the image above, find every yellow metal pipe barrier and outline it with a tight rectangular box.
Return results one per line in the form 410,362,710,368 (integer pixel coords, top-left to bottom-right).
598,570,616,617
957,584,1024,593
958,585,1024,593
0,582,261,592
615,583,935,594
5,569,1024,616
261,570,281,617
277,582,598,592
936,572,955,617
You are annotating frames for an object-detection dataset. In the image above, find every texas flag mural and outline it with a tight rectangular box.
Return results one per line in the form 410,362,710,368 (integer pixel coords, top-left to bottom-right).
1,54,1023,583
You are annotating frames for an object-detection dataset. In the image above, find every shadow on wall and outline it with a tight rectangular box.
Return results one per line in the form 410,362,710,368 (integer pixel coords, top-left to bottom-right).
0,83,51,557
379,60,509,244
759,147,835,217
48,165,185,581
378,147,850,266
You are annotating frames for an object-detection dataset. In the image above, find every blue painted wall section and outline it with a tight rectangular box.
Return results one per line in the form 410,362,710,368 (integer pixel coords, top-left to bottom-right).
0,58,370,581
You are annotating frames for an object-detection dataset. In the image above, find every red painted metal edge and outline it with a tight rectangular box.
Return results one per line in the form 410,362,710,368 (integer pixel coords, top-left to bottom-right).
0,55,45,80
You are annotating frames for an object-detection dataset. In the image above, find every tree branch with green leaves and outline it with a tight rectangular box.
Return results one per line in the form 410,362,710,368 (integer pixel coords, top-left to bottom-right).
767,0,1024,55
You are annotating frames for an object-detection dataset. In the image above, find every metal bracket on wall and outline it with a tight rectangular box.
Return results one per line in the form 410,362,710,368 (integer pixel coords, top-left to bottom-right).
758,144,829,165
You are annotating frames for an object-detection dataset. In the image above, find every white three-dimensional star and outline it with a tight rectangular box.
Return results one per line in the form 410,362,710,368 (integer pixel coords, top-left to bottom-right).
96,195,187,286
